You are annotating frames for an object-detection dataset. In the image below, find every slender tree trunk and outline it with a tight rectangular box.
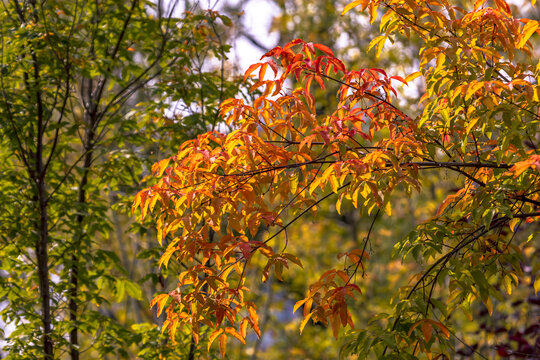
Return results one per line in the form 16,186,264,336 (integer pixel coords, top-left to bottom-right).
33,40,54,360
37,176,53,360
35,96,53,359
69,248,79,360
70,122,96,360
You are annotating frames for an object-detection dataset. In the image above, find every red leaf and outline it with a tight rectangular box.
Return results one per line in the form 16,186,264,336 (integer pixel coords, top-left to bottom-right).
238,242,252,260
314,43,334,56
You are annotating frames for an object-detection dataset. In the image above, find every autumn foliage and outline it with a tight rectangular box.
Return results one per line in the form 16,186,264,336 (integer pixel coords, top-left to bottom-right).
135,0,540,357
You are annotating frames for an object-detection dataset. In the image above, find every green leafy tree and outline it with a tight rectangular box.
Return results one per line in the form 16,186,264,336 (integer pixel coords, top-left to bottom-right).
0,1,243,358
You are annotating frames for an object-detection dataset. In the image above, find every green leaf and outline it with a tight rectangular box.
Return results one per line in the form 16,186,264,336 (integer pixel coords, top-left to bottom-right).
115,279,126,303
125,280,143,300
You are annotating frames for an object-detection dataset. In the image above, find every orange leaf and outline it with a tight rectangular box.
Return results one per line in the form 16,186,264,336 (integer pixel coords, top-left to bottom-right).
422,322,433,342
408,319,424,337
339,304,348,326
429,320,450,339
436,193,458,216
330,312,340,338
207,328,224,351
248,306,261,338
240,318,249,339
219,333,227,359
349,248,370,260
337,271,349,283
149,294,169,317
314,75,325,89
494,0,511,15
259,62,268,81
282,253,303,268
244,63,261,81
225,327,245,344
151,157,171,177
474,0,487,9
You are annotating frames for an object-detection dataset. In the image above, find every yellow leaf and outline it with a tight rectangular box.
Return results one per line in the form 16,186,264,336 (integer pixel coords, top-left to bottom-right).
149,194,159,213
384,201,392,216
534,274,540,294
404,71,422,84
341,0,364,15
509,218,520,232
435,53,445,71
329,175,339,194
158,245,177,269
484,297,493,316
293,298,308,314
517,20,539,49
380,10,394,31
466,117,479,135
503,275,513,295
300,312,313,334
367,35,386,58
290,175,299,194
465,81,483,101
369,3,378,23
352,186,359,208
309,176,323,195
533,86,540,102
336,193,343,214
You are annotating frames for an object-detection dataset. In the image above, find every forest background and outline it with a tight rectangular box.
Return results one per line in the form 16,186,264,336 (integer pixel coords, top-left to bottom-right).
0,0,539,359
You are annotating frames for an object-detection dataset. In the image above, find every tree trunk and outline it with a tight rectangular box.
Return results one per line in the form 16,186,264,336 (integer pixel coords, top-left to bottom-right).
70,122,96,360
33,39,53,359
37,177,53,359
